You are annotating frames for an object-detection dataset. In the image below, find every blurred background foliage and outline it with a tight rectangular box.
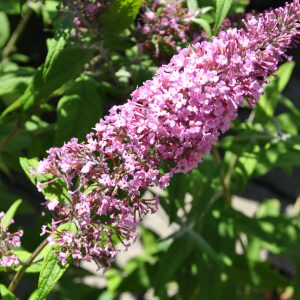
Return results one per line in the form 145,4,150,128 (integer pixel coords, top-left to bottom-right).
0,0,300,299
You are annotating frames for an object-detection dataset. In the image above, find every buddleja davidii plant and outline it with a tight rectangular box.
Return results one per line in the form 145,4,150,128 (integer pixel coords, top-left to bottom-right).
2,1,300,299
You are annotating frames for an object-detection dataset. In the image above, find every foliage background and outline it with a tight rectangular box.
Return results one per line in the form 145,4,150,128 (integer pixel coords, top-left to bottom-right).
0,0,300,299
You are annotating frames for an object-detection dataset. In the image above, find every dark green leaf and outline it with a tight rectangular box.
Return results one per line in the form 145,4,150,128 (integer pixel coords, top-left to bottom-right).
1,38,93,120
152,234,194,296
55,76,103,145
0,1,19,14
101,0,143,34
187,229,222,265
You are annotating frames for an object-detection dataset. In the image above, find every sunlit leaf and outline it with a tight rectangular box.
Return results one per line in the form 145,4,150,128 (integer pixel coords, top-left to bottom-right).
213,0,232,35
0,199,22,231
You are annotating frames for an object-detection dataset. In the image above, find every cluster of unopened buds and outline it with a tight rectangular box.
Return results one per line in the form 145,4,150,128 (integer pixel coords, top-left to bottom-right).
0,212,23,268
137,0,197,61
59,0,112,38
137,1,256,63
35,1,300,269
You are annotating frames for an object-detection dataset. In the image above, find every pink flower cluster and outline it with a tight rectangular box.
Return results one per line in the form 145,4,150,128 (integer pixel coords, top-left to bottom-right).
36,138,160,267
36,1,300,268
137,0,196,61
0,212,23,268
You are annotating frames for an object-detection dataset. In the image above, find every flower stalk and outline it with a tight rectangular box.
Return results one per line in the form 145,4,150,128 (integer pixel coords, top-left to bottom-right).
8,238,48,293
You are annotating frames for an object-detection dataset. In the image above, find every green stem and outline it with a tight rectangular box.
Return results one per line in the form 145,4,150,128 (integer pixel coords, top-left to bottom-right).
1,8,33,61
8,238,48,293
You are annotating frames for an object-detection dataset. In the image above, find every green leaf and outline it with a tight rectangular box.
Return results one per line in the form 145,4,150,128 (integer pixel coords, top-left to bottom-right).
14,250,43,273
101,0,143,34
0,12,10,48
231,150,258,190
213,0,232,35
187,229,222,265
0,1,19,14
55,76,103,145
0,284,16,300
279,96,300,118
19,157,70,203
42,37,67,81
192,18,212,39
152,234,194,296
254,61,295,122
0,199,22,231
0,70,33,99
36,247,69,300
1,38,93,120
276,113,299,135
276,61,295,93
28,290,39,300
187,0,199,14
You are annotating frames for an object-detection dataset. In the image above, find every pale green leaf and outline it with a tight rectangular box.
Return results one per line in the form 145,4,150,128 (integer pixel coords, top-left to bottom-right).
0,284,16,300
192,18,212,39
187,0,198,14
28,289,39,300
213,0,232,35
255,61,296,122
276,61,295,92
0,12,10,48
14,250,43,273
42,37,67,81
1,199,22,231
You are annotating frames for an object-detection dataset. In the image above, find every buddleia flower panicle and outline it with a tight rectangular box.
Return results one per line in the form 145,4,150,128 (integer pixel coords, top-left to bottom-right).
35,1,300,269
137,0,197,61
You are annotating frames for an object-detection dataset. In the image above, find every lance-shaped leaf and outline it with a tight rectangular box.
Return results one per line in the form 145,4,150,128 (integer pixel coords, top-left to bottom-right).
213,0,232,35
0,284,16,300
36,222,76,300
1,37,93,120
36,248,69,300
101,0,143,34
0,199,22,231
